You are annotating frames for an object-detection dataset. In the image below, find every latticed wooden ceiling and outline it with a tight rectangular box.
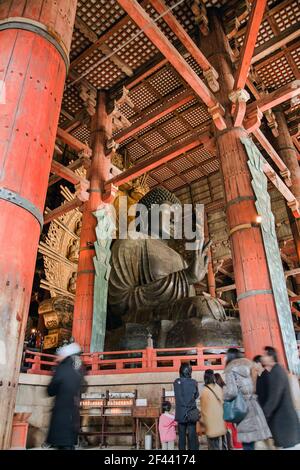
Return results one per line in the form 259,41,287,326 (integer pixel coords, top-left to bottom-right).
58,0,300,198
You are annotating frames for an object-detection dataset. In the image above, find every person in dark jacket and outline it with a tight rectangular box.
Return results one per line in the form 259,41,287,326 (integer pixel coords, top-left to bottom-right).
262,346,300,449
46,342,84,450
253,355,269,408
173,363,199,450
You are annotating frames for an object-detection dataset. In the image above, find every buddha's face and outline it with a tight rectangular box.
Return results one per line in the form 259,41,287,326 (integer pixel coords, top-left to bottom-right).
148,200,179,239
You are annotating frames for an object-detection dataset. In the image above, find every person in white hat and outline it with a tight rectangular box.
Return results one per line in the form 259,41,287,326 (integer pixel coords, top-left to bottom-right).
45,341,84,450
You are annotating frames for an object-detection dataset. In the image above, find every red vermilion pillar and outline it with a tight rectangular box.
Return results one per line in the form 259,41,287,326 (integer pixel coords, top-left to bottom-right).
200,9,286,363
0,0,77,449
72,92,112,351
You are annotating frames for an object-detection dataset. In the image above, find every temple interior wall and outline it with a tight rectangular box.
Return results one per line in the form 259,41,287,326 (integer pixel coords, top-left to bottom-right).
16,371,210,448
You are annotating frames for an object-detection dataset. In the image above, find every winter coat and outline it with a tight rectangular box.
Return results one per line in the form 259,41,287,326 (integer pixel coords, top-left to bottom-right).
263,364,300,448
223,358,271,443
47,355,83,447
256,369,269,408
200,384,226,438
174,377,199,424
159,412,177,443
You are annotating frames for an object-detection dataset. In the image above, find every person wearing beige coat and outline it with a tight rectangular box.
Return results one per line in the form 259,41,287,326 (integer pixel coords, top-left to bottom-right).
200,369,227,450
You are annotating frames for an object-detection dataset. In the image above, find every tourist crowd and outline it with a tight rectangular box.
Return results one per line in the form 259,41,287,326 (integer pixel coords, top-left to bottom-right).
159,346,300,450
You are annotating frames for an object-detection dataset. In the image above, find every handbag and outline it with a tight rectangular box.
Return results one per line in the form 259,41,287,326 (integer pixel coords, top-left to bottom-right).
185,407,200,423
223,373,248,423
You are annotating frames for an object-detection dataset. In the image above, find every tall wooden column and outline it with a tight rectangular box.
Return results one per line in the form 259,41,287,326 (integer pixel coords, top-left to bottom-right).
200,9,286,363
274,110,300,276
0,1,77,449
72,92,112,351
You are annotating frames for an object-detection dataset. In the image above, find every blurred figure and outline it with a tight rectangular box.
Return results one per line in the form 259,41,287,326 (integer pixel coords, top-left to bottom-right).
262,346,300,450
252,355,274,450
200,369,226,450
46,342,84,450
214,373,225,389
214,372,242,450
252,355,269,408
159,401,177,450
174,363,199,450
223,348,271,450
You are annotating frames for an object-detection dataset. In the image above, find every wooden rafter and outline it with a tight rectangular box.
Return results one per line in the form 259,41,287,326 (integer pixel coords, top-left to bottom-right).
70,0,150,71
234,0,267,90
116,0,226,129
115,89,194,144
251,23,300,66
105,131,211,188
149,0,219,91
56,128,91,153
74,15,133,77
252,128,291,185
48,159,83,187
44,198,83,225
246,81,300,115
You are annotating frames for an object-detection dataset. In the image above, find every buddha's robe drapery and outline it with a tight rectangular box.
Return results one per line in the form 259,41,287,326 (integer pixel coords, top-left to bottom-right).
108,238,225,323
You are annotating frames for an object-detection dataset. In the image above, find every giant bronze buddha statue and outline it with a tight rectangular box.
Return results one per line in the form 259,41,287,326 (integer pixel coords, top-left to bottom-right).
107,187,241,350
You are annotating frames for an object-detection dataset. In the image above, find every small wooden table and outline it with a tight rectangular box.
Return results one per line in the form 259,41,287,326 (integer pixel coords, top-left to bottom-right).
133,406,160,450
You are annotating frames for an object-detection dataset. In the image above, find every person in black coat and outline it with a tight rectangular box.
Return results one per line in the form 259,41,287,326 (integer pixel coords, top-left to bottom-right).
262,346,300,449
174,363,199,450
253,355,269,408
46,342,84,450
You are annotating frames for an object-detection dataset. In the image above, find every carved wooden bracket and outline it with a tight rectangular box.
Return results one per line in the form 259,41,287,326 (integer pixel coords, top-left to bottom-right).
243,107,263,133
191,0,209,36
264,109,279,137
208,103,226,131
75,179,90,202
80,85,97,116
203,67,220,92
78,147,92,169
101,183,118,203
229,88,250,127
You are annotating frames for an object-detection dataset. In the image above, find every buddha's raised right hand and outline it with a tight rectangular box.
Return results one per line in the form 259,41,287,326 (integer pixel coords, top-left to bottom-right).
184,240,212,284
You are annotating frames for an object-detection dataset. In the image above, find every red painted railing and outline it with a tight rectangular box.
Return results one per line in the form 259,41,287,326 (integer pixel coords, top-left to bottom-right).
23,346,238,376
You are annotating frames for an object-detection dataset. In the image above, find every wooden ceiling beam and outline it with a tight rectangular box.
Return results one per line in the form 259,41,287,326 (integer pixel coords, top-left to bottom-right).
115,89,194,144
149,0,219,91
74,15,133,77
116,0,226,130
246,80,300,115
251,23,300,66
44,198,83,225
105,132,211,188
48,159,83,187
234,0,267,90
50,160,87,186
70,0,150,71
252,127,291,184
56,127,91,153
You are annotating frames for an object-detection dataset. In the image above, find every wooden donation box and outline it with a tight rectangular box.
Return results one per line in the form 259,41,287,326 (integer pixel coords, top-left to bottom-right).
133,404,160,449
80,391,137,447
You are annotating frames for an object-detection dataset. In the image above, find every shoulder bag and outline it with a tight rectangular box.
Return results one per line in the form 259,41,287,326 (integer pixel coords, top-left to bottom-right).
223,373,248,424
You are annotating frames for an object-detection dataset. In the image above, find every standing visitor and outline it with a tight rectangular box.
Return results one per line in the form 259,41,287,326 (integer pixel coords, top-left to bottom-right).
200,369,226,450
214,372,242,449
46,342,84,450
262,346,300,449
174,363,199,450
214,373,226,389
223,348,271,450
159,401,177,450
252,355,269,408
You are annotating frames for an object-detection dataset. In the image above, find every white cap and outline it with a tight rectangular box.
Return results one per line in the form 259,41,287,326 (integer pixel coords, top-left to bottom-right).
56,342,81,358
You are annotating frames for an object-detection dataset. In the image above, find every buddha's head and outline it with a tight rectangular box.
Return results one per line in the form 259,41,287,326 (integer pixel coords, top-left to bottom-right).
136,187,182,239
